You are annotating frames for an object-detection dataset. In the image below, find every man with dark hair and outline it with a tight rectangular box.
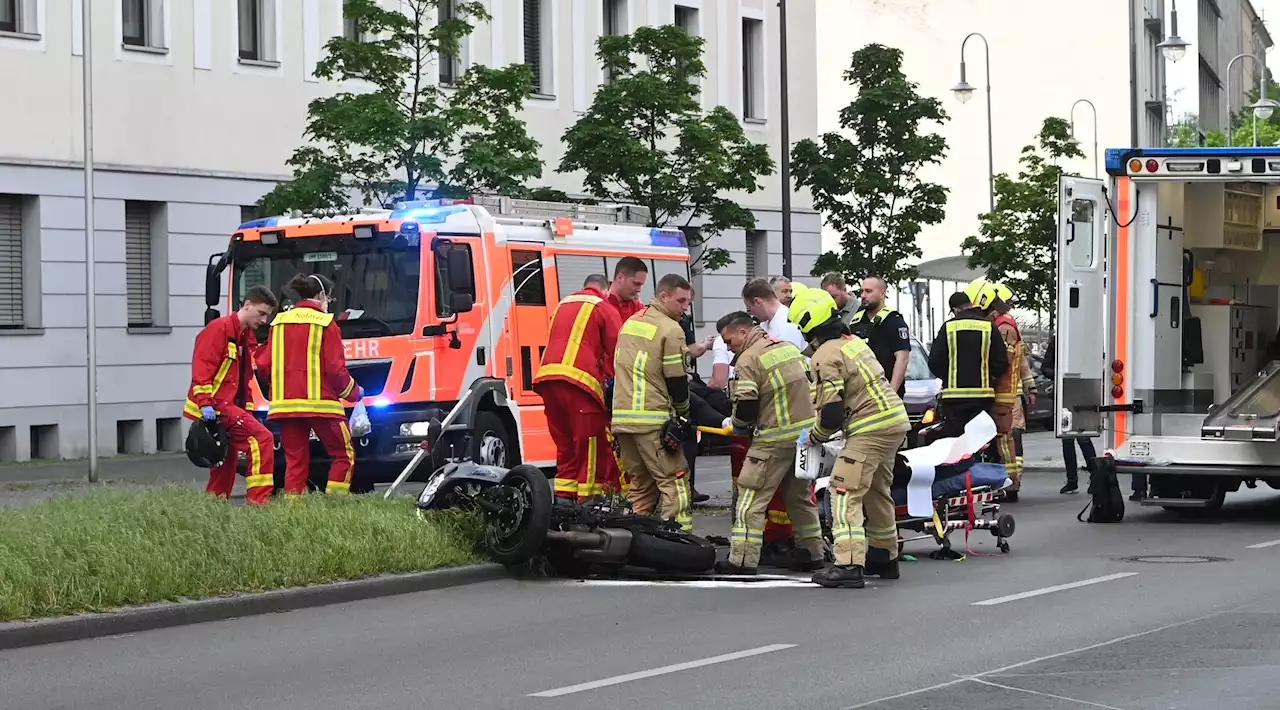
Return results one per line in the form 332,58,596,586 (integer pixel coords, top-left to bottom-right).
613,273,696,530
820,272,856,327
183,285,279,504
929,281,1010,441
742,279,806,350
849,275,912,398
583,273,610,291
948,291,971,315
607,257,649,322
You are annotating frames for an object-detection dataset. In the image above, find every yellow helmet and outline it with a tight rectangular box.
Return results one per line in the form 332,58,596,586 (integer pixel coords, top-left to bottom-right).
993,282,1013,304
963,278,999,310
788,286,839,334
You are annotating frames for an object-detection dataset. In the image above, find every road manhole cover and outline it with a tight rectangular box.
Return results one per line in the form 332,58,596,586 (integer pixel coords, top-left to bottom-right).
1116,555,1230,564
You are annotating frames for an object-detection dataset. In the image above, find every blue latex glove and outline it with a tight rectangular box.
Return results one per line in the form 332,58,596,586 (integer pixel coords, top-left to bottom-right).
201,406,217,422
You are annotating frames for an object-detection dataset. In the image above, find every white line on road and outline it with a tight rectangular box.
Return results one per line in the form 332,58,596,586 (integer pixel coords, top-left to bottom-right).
971,573,1138,606
1246,538,1280,549
528,644,797,698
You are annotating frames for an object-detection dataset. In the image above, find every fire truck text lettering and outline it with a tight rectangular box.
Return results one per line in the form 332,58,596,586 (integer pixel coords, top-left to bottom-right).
345,340,382,359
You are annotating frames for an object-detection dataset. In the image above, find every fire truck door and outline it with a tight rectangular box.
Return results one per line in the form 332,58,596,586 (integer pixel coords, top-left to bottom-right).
509,247,550,404
1056,174,1108,437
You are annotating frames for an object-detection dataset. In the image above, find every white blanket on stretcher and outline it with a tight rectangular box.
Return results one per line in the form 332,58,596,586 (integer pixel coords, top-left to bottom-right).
795,412,999,518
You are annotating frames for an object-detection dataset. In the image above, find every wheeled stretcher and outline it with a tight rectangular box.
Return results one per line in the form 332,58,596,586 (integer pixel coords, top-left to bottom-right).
890,460,1016,559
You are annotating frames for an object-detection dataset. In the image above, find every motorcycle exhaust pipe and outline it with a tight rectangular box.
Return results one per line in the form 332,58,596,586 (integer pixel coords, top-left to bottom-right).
545,530,609,547
546,528,633,564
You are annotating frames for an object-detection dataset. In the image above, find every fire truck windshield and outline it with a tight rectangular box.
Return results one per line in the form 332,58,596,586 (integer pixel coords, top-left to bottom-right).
232,232,421,340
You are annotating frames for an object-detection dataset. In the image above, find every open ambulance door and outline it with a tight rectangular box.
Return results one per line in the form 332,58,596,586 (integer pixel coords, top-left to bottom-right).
1055,175,1108,438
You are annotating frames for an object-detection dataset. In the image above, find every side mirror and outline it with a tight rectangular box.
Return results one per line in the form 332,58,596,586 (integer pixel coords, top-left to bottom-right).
204,262,221,307
450,292,474,314
204,307,221,325
447,247,474,292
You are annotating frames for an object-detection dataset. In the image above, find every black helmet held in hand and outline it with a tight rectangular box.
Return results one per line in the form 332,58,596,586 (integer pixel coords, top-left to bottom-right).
185,419,230,469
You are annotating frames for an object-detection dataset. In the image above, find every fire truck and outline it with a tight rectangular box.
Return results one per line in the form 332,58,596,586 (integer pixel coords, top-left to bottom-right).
203,197,691,492
1056,146,1280,514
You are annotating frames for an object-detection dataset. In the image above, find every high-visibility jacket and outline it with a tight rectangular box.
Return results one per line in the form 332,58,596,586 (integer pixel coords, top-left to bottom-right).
992,313,1021,405
993,312,1037,396
183,314,256,421
927,309,1010,400
533,286,623,408
811,335,910,439
730,327,815,445
612,300,689,434
255,300,360,419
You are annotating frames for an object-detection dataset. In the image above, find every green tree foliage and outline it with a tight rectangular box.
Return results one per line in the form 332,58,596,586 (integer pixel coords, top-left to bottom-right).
559,25,774,274
260,0,542,215
961,117,1084,320
791,43,948,285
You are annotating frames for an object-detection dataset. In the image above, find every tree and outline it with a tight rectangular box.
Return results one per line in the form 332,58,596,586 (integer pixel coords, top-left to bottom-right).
259,0,542,215
1167,112,1280,148
791,44,949,286
558,25,774,274
961,117,1084,321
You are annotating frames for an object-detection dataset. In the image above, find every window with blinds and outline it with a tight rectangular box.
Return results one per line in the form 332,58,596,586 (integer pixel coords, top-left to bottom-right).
523,0,545,93
438,0,461,85
125,201,155,328
0,195,23,329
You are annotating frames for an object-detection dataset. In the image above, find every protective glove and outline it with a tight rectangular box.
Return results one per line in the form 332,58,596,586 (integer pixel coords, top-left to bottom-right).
201,406,217,422
731,423,754,439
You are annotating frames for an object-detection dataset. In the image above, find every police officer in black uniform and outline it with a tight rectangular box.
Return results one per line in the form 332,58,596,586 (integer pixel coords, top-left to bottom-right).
843,275,913,398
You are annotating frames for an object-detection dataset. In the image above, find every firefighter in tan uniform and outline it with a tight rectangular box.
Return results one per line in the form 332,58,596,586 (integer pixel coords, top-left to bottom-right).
994,283,1038,499
969,280,1035,501
611,273,697,531
790,287,910,589
711,311,823,575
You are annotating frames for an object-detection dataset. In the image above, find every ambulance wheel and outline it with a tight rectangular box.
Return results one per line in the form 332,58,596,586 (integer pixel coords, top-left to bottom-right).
470,411,514,468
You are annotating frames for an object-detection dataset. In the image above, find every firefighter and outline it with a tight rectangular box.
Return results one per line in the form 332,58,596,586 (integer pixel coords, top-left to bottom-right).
534,274,624,502
788,287,910,588
612,273,696,531
712,311,823,575
989,282,1038,501
927,281,1010,441
256,274,364,496
183,285,279,504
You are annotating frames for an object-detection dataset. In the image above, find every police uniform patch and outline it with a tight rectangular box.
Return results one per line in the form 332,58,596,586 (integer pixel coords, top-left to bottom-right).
898,327,909,340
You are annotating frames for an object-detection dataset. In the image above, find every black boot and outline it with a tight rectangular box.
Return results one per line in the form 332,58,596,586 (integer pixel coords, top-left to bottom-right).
691,488,711,504
812,564,865,589
788,548,824,573
1004,490,1019,503
759,539,796,568
864,548,900,579
714,560,757,575
1060,477,1078,494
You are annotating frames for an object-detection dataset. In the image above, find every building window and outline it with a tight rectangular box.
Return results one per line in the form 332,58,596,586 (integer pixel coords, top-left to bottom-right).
745,229,766,280
602,0,626,84
523,0,552,94
741,17,764,120
122,0,165,49
238,0,277,63
438,0,462,85
0,0,37,35
0,0,16,33
674,4,698,35
125,201,156,328
343,11,362,42
0,194,23,329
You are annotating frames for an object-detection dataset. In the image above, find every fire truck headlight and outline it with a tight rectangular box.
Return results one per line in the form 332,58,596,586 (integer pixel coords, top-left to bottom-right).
400,421,433,437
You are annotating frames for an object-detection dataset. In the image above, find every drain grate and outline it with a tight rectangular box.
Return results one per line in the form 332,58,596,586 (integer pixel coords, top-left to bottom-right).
1116,555,1230,564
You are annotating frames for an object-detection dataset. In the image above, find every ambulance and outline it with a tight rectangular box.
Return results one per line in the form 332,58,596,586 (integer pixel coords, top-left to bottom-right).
1057,146,1280,514
203,197,691,492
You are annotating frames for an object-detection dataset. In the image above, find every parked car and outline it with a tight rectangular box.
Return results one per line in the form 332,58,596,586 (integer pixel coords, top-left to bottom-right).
1024,352,1054,430
903,338,940,425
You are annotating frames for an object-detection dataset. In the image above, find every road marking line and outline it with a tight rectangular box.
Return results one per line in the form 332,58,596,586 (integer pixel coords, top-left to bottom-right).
528,643,797,698
1246,538,1280,549
971,573,1138,606
562,577,815,589
964,676,1129,710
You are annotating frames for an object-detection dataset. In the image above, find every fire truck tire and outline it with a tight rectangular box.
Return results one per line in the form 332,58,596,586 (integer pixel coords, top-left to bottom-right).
470,410,516,468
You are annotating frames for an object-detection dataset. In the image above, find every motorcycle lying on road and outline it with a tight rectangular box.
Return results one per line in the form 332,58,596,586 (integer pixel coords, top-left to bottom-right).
390,417,718,576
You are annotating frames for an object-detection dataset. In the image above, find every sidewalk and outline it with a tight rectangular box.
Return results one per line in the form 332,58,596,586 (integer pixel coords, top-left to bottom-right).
0,454,207,508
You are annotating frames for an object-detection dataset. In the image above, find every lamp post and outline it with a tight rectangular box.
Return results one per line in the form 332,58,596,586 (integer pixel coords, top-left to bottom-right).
778,0,792,279
1225,53,1278,147
952,32,994,213
1155,0,1191,63
81,0,99,482
1069,99,1099,178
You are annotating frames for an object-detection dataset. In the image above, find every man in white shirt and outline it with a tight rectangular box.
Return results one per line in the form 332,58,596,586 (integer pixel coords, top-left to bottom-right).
708,281,807,391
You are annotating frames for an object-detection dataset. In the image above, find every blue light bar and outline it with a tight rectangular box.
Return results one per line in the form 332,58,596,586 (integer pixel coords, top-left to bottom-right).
389,204,470,224
649,227,687,248
237,217,279,230
1105,146,1280,174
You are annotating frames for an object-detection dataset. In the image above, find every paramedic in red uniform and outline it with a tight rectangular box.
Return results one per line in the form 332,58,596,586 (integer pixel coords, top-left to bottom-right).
183,285,279,504
605,257,648,322
256,273,364,496
535,274,624,501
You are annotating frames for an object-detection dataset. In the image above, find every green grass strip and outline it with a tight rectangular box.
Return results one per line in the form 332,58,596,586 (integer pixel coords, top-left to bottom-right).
0,485,484,622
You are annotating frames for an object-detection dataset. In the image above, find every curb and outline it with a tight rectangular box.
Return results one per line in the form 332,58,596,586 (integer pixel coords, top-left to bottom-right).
0,563,506,652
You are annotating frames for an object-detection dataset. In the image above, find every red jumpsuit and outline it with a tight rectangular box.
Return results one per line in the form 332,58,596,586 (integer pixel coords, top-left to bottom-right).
255,300,363,496
534,286,624,500
184,313,275,504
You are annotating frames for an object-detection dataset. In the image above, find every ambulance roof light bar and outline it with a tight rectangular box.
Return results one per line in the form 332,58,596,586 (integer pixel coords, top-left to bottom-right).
1105,147,1280,180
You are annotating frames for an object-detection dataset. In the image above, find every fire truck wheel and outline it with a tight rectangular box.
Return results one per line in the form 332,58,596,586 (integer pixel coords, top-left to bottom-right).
470,410,514,468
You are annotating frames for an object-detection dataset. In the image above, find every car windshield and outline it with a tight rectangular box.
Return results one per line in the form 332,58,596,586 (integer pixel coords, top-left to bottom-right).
906,341,933,380
232,232,421,340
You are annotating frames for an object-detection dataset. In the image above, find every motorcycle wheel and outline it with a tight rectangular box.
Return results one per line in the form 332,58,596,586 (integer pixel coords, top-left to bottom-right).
627,528,717,573
484,464,552,565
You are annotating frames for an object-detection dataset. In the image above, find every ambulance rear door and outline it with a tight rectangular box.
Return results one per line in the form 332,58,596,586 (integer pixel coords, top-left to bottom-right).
1055,174,1109,437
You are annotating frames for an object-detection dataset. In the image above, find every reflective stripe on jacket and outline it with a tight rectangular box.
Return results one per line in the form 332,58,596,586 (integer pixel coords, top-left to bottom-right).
730,327,815,445
992,313,1022,403
811,335,910,439
611,301,688,433
533,286,622,407
183,314,254,421
256,301,358,419
927,310,1009,401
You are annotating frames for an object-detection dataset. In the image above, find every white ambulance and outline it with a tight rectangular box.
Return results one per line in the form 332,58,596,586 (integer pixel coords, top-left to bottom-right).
1056,146,1280,514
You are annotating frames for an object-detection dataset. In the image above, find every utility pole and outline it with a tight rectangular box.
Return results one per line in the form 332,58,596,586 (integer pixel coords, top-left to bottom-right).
778,0,793,279
82,0,99,482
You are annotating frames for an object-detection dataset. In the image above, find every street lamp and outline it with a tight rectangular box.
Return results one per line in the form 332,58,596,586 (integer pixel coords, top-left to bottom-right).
1226,52,1276,146
952,32,994,213
1070,99,1099,178
1156,0,1191,63
81,0,99,482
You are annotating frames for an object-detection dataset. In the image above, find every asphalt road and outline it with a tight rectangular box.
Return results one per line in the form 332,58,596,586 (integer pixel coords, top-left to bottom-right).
4,466,1280,710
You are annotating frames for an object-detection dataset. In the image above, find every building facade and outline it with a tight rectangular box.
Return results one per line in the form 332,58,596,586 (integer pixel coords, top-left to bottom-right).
1167,0,1273,138
0,0,820,461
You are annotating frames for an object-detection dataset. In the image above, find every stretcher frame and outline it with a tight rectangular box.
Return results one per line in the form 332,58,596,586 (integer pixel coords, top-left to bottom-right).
894,482,1015,559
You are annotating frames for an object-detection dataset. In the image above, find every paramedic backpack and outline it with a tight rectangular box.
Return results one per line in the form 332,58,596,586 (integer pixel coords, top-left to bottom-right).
1077,453,1125,523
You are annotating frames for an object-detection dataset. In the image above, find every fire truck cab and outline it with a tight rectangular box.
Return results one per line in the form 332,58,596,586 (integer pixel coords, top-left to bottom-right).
203,197,691,492
1057,146,1280,514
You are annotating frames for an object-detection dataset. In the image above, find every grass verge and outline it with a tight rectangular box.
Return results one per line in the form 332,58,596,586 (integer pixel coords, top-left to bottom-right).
0,485,484,622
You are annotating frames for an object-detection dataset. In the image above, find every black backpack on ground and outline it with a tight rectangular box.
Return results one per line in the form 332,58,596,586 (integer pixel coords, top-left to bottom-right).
1078,454,1125,523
